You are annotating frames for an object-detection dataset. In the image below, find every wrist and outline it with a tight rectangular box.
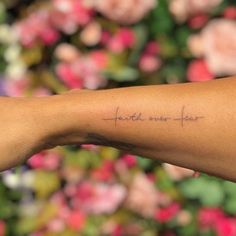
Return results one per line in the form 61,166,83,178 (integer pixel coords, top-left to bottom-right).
32,90,96,149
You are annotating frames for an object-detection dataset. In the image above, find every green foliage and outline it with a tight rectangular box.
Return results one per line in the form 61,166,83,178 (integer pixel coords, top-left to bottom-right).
179,176,224,206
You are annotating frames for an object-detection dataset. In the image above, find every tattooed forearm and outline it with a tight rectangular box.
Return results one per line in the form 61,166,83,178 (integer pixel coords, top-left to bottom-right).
85,133,137,152
103,105,204,127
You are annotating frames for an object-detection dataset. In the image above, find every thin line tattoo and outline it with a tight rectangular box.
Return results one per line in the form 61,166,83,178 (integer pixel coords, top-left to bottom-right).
103,105,204,128
173,105,204,127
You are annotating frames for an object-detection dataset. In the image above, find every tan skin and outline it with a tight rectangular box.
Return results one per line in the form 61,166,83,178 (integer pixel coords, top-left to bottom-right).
1,76,236,182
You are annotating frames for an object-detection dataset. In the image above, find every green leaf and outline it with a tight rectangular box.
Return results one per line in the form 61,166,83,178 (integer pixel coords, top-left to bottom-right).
149,0,174,36
176,221,198,236
104,67,139,82
180,178,206,199
100,146,120,160
34,170,60,198
223,181,236,196
0,3,6,23
200,181,224,206
128,25,148,65
180,177,224,206
224,196,236,214
136,156,153,169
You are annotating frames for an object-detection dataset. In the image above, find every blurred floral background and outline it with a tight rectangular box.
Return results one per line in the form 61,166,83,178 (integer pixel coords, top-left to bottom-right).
0,0,236,235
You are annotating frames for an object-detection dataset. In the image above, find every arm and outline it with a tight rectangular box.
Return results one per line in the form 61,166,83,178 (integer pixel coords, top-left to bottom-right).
1,76,236,182
37,75,236,182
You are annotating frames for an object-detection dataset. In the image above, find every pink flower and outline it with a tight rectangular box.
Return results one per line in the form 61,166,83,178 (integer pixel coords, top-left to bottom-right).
94,0,157,24
72,181,126,214
154,202,181,223
101,31,112,45
124,172,159,217
80,21,102,46
66,210,86,231
188,14,209,29
169,0,223,22
108,37,125,53
56,63,83,89
187,59,214,82
0,220,5,236
117,28,135,48
223,6,236,19
51,0,94,34
81,144,100,151
40,27,59,46
112,224,123,236
197,207,225,230
54,44,80,62
215,218,236,236
4,78,29,97
27,151,61,170
107,28,135,53
14,10,59,47
61,166,84,183
188,19,236,76
90,50,108,69
72,56,108,89
187,35,204,57
176,210,192,226
33,88,52,97
163,163,195,181
139,54,161,73
47,218,65,232
91,160,115,181
145,41,160,55
120,154,137,168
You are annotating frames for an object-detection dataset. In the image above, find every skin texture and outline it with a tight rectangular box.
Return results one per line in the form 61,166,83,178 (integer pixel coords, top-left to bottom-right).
1,76,236,182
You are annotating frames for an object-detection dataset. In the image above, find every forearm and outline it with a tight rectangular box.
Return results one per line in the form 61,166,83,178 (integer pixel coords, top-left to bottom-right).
38,76,236,182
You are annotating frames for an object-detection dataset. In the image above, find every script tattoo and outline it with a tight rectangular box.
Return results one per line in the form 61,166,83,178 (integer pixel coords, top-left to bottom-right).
86,133,136,152
103,105,204,127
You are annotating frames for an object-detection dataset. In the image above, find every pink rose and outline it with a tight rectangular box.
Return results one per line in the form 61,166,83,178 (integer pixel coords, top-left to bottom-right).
188,19,236,75
27,151,61,170
56,63,83,89
223,7,236,19
144,41,160,55
80,21,102,46
47,218,65,232
197,207,225,230
215,218,236,236
51,0,94,34
169,0,223,22
176,210,192,226
4,78,29,97
107,28,135,53
54,44,80,62
72,181,126,214
188,14,208,29
94,0,157,24
0,220,5,236
14,10,59,47
91,160,115,181
139,54,161,73
187,59,214,82
154,202,181,223
124,172,159,217
120,154,137,168
163,163,196,180
66,210,86,231
90,50,108,69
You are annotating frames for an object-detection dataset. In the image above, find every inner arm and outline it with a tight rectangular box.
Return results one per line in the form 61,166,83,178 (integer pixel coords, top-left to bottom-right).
36,76,236,182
